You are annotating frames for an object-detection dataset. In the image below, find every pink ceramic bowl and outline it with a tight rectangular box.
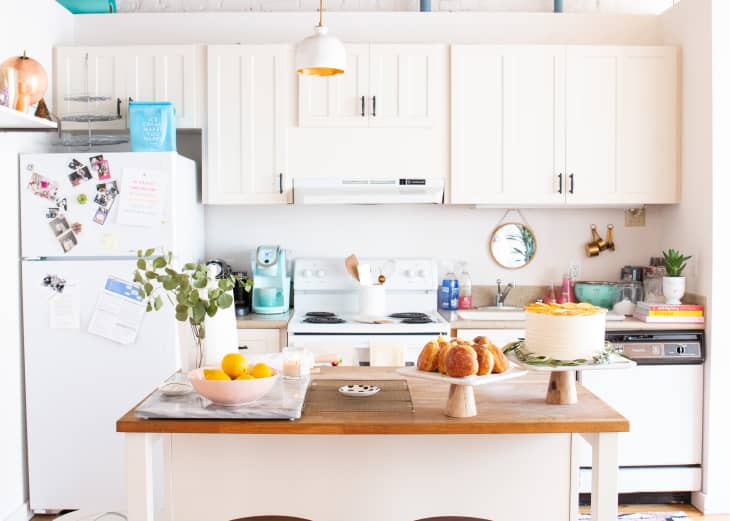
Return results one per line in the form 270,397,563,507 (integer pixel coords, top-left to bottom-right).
188,367,279,406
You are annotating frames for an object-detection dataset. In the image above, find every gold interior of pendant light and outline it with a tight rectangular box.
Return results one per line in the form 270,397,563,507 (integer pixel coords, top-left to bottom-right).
296,0,345,77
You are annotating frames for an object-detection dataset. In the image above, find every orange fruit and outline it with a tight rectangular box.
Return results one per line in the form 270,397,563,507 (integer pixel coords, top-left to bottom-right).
203,368,231,381
236,374,255,380
221,353,248,379
250,363,273,379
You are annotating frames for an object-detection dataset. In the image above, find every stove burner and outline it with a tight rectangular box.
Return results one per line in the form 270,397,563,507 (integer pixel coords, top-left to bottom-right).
401,317,434,324
303,316,346,324
389,312,430,319
305,312,337,318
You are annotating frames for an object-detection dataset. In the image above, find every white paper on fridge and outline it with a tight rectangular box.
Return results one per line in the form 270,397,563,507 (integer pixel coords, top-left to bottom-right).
49,284,80,329
116,168,167,227
88,276,146,345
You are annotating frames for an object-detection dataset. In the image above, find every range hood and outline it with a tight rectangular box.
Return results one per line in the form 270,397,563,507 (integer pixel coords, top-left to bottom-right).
293,178,445,205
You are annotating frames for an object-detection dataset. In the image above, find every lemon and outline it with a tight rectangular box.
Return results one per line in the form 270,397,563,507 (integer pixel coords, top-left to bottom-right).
236,373,255,380
221,353,248,379
250,363,273,379
203,368,231,381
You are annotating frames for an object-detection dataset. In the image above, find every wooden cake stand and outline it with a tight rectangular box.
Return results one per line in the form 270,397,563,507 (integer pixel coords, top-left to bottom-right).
397,364,527,418
510,357,636,405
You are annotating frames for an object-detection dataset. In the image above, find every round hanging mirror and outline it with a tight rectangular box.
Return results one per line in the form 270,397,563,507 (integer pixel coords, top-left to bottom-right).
490,222,537,269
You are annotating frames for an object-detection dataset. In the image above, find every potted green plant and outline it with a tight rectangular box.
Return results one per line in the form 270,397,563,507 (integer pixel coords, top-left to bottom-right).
133,248,252,369
662,249,692,305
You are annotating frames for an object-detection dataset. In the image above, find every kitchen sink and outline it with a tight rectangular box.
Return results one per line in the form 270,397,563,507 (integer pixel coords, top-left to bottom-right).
457,306,526,321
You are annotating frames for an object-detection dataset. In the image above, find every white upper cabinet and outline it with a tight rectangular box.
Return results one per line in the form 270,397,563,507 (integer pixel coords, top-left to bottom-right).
566,46,679,205
452,46,565,205
451,45,679,206
54,45,201,129
299,44,443,128
299,44,369,127
206,45,290,205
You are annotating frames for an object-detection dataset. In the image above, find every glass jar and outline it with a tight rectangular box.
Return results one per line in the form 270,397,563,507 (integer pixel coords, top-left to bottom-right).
613,281,644,315
282,347,313,379
642,266,664,304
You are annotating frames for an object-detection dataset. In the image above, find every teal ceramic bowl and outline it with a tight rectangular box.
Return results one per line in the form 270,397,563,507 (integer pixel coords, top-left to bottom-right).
56,0,116,14
573,282,618,309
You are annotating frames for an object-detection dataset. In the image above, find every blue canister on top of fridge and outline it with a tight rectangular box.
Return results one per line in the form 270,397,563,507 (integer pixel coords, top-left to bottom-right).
439,267,460,311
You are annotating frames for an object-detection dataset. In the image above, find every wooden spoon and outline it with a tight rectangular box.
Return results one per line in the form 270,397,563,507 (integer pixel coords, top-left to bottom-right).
345,254,359,282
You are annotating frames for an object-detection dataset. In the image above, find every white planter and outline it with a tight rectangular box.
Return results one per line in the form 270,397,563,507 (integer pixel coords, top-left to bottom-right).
662,276,686,305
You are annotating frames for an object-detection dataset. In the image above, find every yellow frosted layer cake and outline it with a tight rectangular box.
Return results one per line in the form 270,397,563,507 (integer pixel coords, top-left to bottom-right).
525,302,607,361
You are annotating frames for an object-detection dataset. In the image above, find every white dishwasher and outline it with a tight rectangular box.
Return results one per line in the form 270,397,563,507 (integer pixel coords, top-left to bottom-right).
578,330,705,495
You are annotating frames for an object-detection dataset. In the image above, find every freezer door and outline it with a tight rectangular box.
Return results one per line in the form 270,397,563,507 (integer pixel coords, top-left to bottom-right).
20,152,199,258
22,259,181,512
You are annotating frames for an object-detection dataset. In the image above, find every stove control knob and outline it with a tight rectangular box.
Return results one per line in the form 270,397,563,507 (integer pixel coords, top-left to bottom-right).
405,269,415,278
302,269,313,279
316,269,326,278
417,269,426,278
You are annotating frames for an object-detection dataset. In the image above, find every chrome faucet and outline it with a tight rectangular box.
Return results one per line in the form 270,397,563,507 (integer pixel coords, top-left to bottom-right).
495,278,515,308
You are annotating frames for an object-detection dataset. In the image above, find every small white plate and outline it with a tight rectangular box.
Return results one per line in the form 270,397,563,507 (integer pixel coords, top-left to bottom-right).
158,381,193,396
338,384,381,397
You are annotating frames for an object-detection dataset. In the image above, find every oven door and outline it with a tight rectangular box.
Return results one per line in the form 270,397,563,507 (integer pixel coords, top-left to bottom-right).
287,334,437,366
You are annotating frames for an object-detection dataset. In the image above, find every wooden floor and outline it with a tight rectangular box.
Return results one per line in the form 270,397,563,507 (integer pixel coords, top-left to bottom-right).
30,505,730,520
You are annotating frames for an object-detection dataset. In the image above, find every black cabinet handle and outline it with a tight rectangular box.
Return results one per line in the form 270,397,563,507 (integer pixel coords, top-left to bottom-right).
372,95,376,117
279,173,284,194
558,173,563,194
360,96,365,117
239,345,248,350
569,173,575,194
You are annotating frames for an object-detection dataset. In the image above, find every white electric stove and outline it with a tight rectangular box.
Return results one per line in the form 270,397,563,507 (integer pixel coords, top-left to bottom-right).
287,258,449,365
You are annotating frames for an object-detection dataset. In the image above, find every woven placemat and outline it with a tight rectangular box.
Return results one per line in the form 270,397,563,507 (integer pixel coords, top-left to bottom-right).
304,379,415,413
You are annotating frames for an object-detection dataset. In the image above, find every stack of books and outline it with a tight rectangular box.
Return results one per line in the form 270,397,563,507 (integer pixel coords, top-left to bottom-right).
633,302,705,323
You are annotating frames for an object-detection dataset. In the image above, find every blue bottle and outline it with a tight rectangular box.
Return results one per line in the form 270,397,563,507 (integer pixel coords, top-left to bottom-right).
440,268,460,311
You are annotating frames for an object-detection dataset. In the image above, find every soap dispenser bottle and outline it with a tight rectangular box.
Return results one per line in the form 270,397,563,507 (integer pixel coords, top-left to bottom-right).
458,265,472,310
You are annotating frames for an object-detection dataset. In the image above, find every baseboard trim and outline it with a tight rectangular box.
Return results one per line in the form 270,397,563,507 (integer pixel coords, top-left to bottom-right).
692,490,730,514
3,502,32,521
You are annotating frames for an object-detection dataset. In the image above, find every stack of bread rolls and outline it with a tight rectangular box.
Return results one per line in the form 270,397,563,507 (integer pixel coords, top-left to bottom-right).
416,336,510,378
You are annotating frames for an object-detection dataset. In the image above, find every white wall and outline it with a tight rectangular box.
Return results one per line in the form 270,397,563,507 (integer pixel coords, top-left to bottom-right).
661,0,729,513
1,3,73,520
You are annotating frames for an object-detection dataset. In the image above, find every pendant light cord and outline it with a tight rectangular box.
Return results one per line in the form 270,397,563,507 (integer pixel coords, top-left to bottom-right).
318,0,323,26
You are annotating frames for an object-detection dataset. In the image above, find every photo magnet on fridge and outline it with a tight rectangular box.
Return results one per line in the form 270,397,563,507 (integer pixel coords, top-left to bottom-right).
49,215,71,237
56,197,68,212
45,208,60,219
90,155,112,181
94,180,119,209
67,158,83,170
93,206,110,225
28,172,60,200
68,166,93,187
58,230,78,253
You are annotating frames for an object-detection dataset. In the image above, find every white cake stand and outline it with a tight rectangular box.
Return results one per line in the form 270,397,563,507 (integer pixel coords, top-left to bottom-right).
509,356,636,405
397,363,527,418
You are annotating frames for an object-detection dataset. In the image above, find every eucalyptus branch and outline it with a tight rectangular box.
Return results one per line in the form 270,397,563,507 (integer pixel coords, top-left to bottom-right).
503,339,628,367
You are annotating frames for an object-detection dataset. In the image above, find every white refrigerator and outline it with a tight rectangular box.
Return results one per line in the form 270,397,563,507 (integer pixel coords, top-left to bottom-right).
20,152,204,514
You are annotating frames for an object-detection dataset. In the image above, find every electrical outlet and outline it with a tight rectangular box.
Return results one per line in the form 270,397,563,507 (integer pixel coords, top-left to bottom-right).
569,261,581,280
625,207,646,227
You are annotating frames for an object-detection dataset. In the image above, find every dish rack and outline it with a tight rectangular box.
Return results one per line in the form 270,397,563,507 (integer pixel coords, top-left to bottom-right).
56,53,129,149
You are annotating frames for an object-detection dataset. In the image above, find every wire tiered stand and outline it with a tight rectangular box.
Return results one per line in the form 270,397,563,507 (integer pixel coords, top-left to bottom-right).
56,53,129,149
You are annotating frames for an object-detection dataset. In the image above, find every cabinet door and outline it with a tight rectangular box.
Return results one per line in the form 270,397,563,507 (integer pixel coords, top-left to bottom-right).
368,44,444,128
298,44,369,128
54,47,127,130
206,45,290,204
124,45,199,128
451,46,565,205
566,46,679,205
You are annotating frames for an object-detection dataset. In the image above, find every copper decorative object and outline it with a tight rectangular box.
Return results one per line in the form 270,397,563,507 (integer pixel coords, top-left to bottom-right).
0,50,48,111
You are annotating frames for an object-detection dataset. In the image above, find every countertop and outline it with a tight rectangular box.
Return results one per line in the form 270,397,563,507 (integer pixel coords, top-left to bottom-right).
235,310,292,329
117,367,628,435
440,311,705,331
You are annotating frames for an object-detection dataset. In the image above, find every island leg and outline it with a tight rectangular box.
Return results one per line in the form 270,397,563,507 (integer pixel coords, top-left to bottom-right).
126,433,156,521
582,432,619,521
446,384,476,418
546,370,578,405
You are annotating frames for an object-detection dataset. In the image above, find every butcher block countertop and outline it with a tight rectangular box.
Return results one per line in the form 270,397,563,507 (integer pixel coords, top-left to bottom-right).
117,367,628,436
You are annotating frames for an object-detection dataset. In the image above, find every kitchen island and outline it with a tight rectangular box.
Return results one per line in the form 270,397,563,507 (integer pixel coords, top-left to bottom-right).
117,367,628,521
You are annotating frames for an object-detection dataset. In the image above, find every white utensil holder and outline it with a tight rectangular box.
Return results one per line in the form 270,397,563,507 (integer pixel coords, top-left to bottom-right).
359,284,386,318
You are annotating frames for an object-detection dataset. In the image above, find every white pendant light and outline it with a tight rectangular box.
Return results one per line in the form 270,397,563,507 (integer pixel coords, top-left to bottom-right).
296,0,345,76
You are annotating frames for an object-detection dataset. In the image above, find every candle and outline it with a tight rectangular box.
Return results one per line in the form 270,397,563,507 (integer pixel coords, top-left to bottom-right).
283,357,301,378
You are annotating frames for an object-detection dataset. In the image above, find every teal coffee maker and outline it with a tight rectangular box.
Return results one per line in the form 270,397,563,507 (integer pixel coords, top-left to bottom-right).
251,245,291,314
